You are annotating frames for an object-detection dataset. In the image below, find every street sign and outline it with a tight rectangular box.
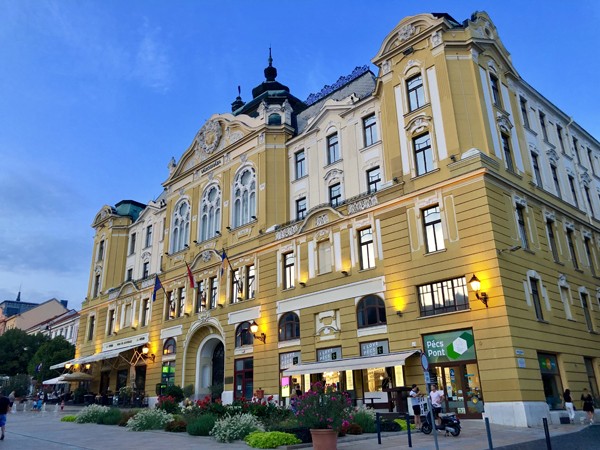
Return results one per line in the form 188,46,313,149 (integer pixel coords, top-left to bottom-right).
421,352,429,371
424,371,431,384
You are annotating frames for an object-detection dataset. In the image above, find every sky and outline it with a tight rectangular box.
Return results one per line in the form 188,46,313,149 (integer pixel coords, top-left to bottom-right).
1,1,599,312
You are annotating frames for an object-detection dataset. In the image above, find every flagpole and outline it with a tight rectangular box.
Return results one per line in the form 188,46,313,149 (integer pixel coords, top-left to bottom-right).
222,248,243,295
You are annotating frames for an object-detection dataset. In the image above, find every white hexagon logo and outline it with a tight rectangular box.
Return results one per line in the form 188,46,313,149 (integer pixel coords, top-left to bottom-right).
451,337,468,355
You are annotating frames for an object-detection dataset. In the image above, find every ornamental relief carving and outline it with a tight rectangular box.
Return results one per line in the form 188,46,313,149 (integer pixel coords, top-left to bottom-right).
398,23,417,41
405,115,432,135
195,119,222,155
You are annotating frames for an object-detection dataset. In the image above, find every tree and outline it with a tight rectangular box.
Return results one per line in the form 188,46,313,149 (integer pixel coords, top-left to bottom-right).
0,329,48,376
28,336,75,383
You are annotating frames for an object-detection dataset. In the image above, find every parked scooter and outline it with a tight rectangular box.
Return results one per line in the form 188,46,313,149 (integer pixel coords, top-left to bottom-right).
421,412,461,436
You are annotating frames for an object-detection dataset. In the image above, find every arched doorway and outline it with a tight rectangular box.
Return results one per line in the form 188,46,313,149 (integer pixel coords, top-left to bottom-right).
195,337,225,400
211,342,224,400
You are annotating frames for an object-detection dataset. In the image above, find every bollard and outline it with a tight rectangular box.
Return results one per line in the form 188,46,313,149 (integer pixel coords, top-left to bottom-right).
405,413,412,448
484,417,494,449
542,417,552,450
376,412,382,445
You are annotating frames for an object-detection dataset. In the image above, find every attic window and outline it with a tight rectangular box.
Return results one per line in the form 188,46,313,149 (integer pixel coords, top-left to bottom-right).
268,114,281,125
484,28,492,37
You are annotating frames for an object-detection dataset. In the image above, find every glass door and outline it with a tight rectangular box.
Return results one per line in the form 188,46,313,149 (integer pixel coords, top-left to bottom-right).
434,363,483,418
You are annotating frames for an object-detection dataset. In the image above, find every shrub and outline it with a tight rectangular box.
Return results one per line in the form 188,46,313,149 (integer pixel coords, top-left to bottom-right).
187,414,217,436
156,395,180,415
210,413,265,443
76,404,110,423
183,395,226,421
295,382,353,431
183,384,194,399
245,431,301,449
379,420,401,432
97,408,122,425
61,415,77,422
163,385,184,403
346,423,363,435
351,409,376,433
394,418,414,431
165,419,188,432
118,410,139,427
126,408,174,431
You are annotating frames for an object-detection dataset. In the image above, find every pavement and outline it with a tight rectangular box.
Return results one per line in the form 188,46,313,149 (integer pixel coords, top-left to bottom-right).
0,403,596,449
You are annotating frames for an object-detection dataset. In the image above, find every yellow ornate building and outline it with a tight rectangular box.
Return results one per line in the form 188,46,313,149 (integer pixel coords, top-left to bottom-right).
56,11,600,426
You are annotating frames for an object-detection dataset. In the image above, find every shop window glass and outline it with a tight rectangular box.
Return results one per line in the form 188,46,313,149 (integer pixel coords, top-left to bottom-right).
538,353,563,410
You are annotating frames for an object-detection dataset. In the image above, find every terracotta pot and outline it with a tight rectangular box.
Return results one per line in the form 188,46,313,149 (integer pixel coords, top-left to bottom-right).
310,428,337,450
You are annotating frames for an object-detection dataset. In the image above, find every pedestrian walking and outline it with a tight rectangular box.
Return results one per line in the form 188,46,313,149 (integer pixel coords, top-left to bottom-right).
564,388,575,423
0,391,11,440
581,388,595,424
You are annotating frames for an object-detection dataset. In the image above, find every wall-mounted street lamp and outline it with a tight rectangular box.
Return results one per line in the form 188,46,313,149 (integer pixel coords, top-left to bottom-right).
469,274,489,307
250,321,267,344
142,344,156,362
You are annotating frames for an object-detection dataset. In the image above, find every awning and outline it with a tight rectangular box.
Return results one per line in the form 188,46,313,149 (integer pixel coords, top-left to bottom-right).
60,373,94,382
50,341,145,370
42,376,69,385
281,350,419,376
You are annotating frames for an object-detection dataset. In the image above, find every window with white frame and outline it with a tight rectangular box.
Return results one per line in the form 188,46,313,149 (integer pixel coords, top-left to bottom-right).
566,229,579,270
490,74,502,107
556,125,565,152
107,308,116,335
546,219,560,262
413,133,433,176
129,232,136,255
126,268,133,282
141,298,150,327
418,276,469,317
550,164,561,197
529,277,544,321
145,225,153,248
295,150,306,179
166,291,176,320
501,134,515,172
581,292,594,332
123,304,132,327
318,240,332,274
230,268,242,303
363,114,378,147
327,133,340,164
423,205,445,253
177,287,185,317
171,201,190,253
233,168,256,228
97,240,105,262
87,315,95,341
573,137,581,164
366,167,381,194
283,252,295,289
196,279,206,312
93,274,101,298
407,74,425,111
584,186,594,215
200,185,221,241
559,286,573,320
539,111,549,141
531,152,543,187
516,205,529,250
357,295,387,328
296,197,307,220
358,227,375,270
584,237,596,276
142,261,149,279
329,183,342,207
209,276,218,309
245,264,256,299
568,175,579,208
520,96,530,128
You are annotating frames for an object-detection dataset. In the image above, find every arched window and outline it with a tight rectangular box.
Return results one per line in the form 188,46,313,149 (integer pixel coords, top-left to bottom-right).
163,337,176,355
357,295,387,328
235,321,254,347
232,168,256,228
199,185,221,241
171,200,190,252
268,113,281,125
278,312,300,341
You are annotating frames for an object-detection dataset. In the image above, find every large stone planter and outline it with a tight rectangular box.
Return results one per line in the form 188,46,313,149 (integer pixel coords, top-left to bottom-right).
310,428,337,450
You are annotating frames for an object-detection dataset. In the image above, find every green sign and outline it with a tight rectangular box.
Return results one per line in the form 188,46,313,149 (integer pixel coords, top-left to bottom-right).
423,329,476,363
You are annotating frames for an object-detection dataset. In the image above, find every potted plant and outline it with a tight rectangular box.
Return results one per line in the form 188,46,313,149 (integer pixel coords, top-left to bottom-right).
295,382,353,450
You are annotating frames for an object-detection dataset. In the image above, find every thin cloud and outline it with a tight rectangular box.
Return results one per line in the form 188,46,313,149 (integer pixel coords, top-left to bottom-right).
131,20,172,92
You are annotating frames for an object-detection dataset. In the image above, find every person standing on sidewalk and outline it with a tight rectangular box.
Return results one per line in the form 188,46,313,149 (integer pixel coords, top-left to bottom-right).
0,391,11,440
429,384,445,427
564,389,575,423
410,384,424,429
581,388,595,424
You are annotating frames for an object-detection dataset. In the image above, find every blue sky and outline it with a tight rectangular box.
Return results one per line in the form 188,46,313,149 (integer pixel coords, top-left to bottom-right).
1,1,599,311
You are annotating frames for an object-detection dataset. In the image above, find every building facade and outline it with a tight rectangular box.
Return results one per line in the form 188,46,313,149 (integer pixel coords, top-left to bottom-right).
61,11,600,427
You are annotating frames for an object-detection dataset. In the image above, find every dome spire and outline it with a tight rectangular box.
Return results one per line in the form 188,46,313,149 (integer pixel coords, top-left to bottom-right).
264,46,277,82
231,85,245,112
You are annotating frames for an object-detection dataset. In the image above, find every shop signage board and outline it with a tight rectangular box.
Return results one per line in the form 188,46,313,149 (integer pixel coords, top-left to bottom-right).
280,351,301,370
360,340,389,357
422,329,476,363
317,346,342,362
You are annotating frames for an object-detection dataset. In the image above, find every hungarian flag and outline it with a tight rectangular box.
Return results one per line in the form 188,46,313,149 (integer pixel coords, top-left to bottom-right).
152,276,163,302
185,262,195,288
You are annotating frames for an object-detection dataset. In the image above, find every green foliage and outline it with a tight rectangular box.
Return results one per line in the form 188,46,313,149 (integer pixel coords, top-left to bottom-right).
156,395,180,414
163,385,184,402
210,413,265,443
76,404,111,423
351,409,376,433
295,382,353,431
97,408,123,425
186,414,217,436
118,409,140,427
126,408,174,431
245,431,301,448
182,395,226,421
165,419,188,432
379,420,401,432
394,418,414,430
3,374,31,397
0,329,48,376
61,415,77,422
29,336,75,384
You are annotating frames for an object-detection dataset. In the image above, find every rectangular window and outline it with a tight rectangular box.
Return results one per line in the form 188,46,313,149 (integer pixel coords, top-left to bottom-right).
560,287,573,320
568,175,579,208
556,125,565,152
423,205,445,253
296,197,307,220
358,227,375,270
283,252,295,289
539,111,548,141
363,114,378,147
551,164,561,197
418,276,468,317
413,133,433,176
97,240,105,262
209,277,218,309
584,358,600,400
231,268,242,303
585,186,594,215
329,183,342,207
87,315,95,342
129,232,136,255
407,74,425,111
501,134,515,172
587,148,595,175
584,237,596,276
573,137,581,164
490,74,502,107
567,229,579,269
538,352,563,410
126,268,133,282
177,287,185,317
93,274,101,298
166,291,175,320
367,167,381,194
124,304,132,327
516,206,529,250
196,279,206,312
520,96,530,128
142,262,149,279
327,133,340,164
107,309,116,335
546,220,559,262
141,298,150,327
145,225,153,248
531,153,543,187
245,264,255,300
161,361,176,387
318,241,332,274
295,150,306,179
582,293,594,332
530,277,544,321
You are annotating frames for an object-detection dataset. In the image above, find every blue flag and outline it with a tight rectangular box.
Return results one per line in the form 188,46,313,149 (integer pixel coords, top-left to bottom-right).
220,250,228,276
152,276,163,302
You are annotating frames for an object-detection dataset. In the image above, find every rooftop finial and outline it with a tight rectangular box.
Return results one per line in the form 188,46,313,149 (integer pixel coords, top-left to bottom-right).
231,85,245,112
264,47,277,81
268,46,273,66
